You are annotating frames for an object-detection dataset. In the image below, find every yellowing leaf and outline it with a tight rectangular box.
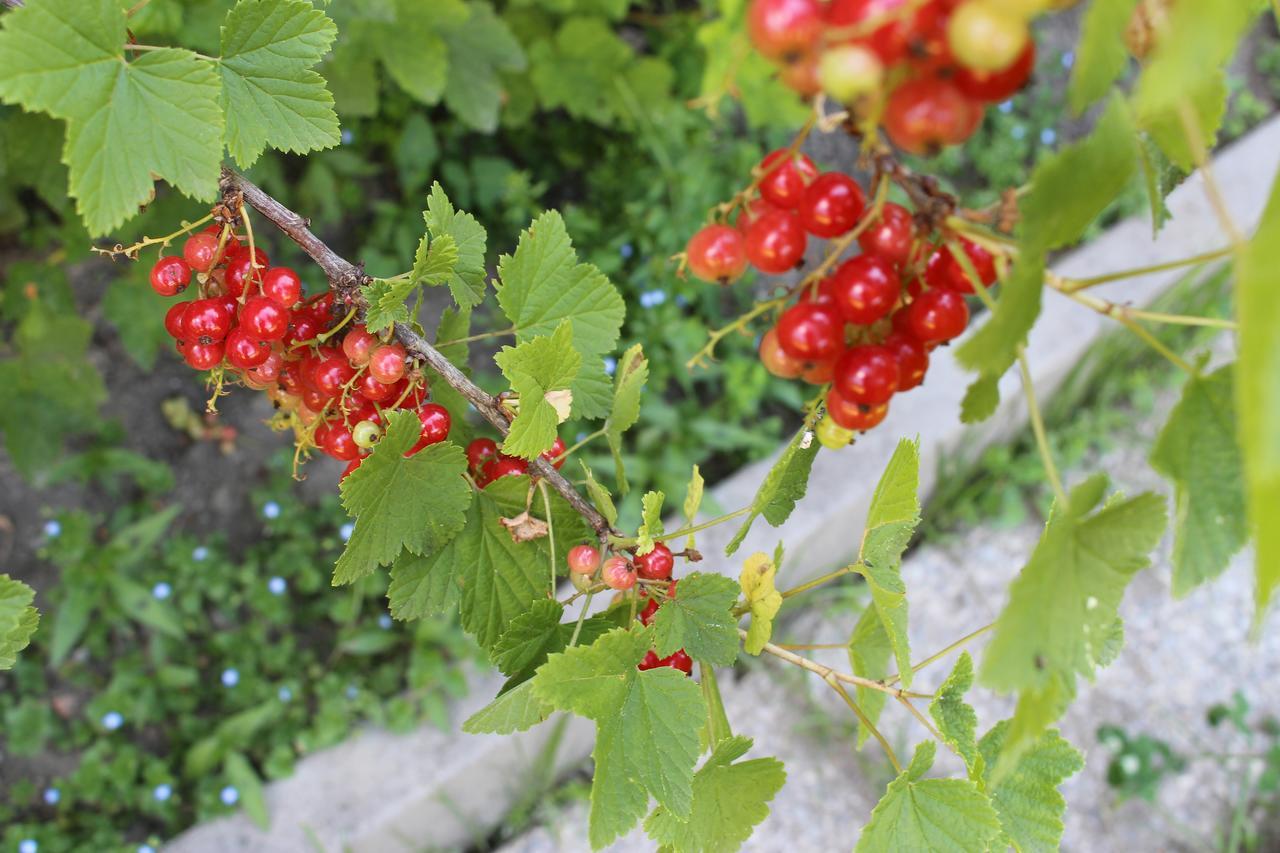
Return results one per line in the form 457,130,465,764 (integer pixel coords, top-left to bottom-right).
740,553,782,656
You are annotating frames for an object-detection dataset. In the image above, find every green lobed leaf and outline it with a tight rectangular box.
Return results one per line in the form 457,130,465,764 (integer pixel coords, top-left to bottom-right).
441,2,527,132
372,0,468,106
929,652,981,777
413,232,459,288
334,411,472,585
740,552,782,656
527,16,634,125
462,679,552,734
636,490,665,556
979,722,1084,853
1067,0,1139,114
423,181,488,308
605,344,648,494
1150,365,1247,596
725,428,819,555
496,322,581,459
644,736,786,853
1140,71,1228,171
848,604,892,749
652,572,740,666
218,0,340,168
855,742,1002,853
360,279,411,333
1136,132,1187,236
386,548,459,621
0,575,39,671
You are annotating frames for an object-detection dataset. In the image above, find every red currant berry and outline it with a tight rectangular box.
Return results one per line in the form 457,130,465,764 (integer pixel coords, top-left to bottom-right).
802,355,838,385
883,78,981,155
756,149,819,209
827,387,890,431
818,44,884,103
341,325,378,366
182,233,219,273
882,330,930,390
759,327,805,379
686,224,749,284
164,302,190,339
184,341,224,371
638,650,662,671
182,298,233,344
834,344,900,406
261,266,302,307
907,289,970,342
357,371,396,403
312,355,356,399
410,403,451,453
747,0,824,61
857,202,916,268
567,544,601,575
283,312,321,348
797,172,866,238
635,542,674,581
736,197,781,234
341,456,364,483
542,436,567,469
830,255,900,325
955,42,1035,102
466,437,499,473
602,556,636,590
301,387,329,414
744,209,807,274
224,249,270,298
798,275,840,311
368,344,407,385
826,0,915,65
780,50,822,97
925,239,998,294
306,291,334,323
486,455,529,483
316,420,360,462
666,649,694,675
225,328,272,369
280,360,306,395
775,302,844,363
240,296,289,341
246,350,285,385
150,256,192,296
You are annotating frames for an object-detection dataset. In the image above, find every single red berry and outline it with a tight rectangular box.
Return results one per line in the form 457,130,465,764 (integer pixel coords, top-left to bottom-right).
355,371,394,403
542,436,567,469
486,455,529,483
756,149,819,209
635,542,674,580
775,302,844,363
827,387,890,431
780,50,822,96
247,350,285,385
342,325,378,366
925,239,998,294
301,387,329,414
240,296,289,341
802,355,838,385
834,344,900,406
183,341,224,371
284,311,321,348
316,420,360,462
309,352,356,399
340,456,364,482
666,649,694,675
306,292,334,324
747,0,824,61
638,650,662,671
907,289,970,342
261,266,303,307
857,202,916,268
797,172,866,238
882,331,930,390
224,249,270,298
956,42,1035,102
150,256,192,296
567,544,601,575
602,556,636,590
686,225,749,284
410,403,451,453
182,298,233,344
638,595,661,626
164,302,190,339
225,328,272,369
466,438,499,473
826,0,916,65
736,197,782,234
280,360,306,394
368,344,407,385
182,233,220,273
744,209,807,274
883,78,981,155
759,327,805,379
797,275,840,311
830,255,900,325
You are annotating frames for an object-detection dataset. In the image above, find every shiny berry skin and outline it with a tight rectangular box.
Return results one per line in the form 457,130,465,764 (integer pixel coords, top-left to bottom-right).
316,420,359,462
150,256,192,296
798,172,866,238
280,360,306,394
827,387,890,431
602,556,636,590
224,249,270,298
830,255,900,325
802,356,837,385
948,0,1029,72
882,331,930,390
638,650,663,671
567,544,601,575
956,42,1035,102
759,327,805,379
410,403,451,453
907,289,970,342
342,325,378,366
240,296,289,341
340,456,364,482
883,78,981,155
352,419,382,449
686,224,749,284
542,436,567,469
666,650,694,675
834,344,900,406
816,413,855,450
466,437,499,473
163,302,190,339
736,197,781,233
182,298,233,344
925,239,998,294
818,44,884,103
357,371,396,402
486,455,529,482
635,542,674,580
747,0,824,61
184,341,224,371
301,387,329,414
261,267,302,307
246,350,284,384
284,312,321,348
857,203,916,268
368,344,407,385
756,149,819,209
744,209,807,274
638,595,661,626
775,302,844,363
309,353,356,398
182,233,219,273
825,0,917,65
225,329,272,369
798,275,840,311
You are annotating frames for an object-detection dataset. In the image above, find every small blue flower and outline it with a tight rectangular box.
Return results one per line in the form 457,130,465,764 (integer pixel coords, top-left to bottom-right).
619,243,634,259
341,129,354,145
221,668,240,688
1039,128,1057,146
638,289,667,308
262,501,281,520
378,614,392,630
998,100,1014,114
19,840,37,853
153,783,173,802
192,546,209,562
603,357,617,376
675,294,689,307
152,582,172,601
43,519,61,539
339,522,354,542
102,711,124,731
345,684,359,700
268,576,287,596
1061,50,1075,69
278,686,293,703
1010,124,1027,140
42,787,60,805
220,785,239,805
138,846,157,853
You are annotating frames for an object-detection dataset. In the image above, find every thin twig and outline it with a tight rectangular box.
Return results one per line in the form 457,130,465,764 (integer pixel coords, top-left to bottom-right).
744,630,931,700
1016,347,1067,507
828,678,902,773
1055,246,1234,292
1,0,25,8
886,622,995,685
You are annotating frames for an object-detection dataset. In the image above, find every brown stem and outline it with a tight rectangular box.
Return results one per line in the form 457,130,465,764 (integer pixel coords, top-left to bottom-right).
218,167,615,540
1,0,25,8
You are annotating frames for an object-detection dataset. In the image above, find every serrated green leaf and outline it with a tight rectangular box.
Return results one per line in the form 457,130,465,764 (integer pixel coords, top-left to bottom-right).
387,548,458,621
856,741,1002,853
580,461,619,527
960,372,1001,424
373,0,468,105
334,411,472,585
637,490,665,556
740,553,782,656
528,16,633,125
0,575,39,671
224,752,269,829
532,627,704,847
495,321,581,459
360,279,411,333
441,2,526,132
1137,132,1187,236
0,0,223,234
1067,0,1138,114
218,0,339,168
930,652,981,777
423,182,488,308
848,604,892,749
979,722,1084,853
605,344,648,494
1150,365,1246,596
980,475,1166,771
725,428,819,555
462,679,552,734
496,210,625,419
645,735,786,853
1139,71,1227,171
493,599,612,688
653,572,740,666
413,232,459,287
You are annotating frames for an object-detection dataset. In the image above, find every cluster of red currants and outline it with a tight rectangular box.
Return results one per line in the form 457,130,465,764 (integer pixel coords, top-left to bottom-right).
567,541,693,675
748,0,1041,154
148,226,451,476
462,435,567,488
